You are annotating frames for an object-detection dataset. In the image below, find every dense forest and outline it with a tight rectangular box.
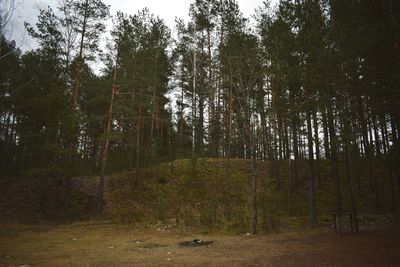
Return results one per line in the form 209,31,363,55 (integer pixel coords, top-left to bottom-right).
1,0,399,232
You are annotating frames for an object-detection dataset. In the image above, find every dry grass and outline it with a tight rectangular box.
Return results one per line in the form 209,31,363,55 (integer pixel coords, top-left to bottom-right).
0,221,399,267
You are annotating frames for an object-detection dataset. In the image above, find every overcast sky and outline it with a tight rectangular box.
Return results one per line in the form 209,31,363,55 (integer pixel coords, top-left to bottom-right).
8,0,278,51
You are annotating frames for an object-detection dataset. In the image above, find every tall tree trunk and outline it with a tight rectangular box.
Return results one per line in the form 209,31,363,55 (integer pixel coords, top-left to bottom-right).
344,137,359,233
192,46,196,157
284,120,289,159
312,110,321,188
327,101,342,212
65,0,89,211
291,115,299,185
72,0,89,112
136,106,142,180
227,87,232,180
390,113,398,146
278,114,284,159
179,78,184,155
288,149,292,216
307,111,317,225
207,27,217,157
169,124,174,174
252,147,258,235
96,50,118,213
322,107,330,159
342,105,359,233
273,114,281,190
389,114,400,193
380,115,388,156
381,115,397,211
372,113,382,213
191,41,197,178
198,83,205,153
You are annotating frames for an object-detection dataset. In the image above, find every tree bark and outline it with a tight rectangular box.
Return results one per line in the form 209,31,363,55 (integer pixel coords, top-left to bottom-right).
327,101,342,212
322,107,330,159
72,0,89,112
312,110,321,188
96,49,119,213
306,111,317,225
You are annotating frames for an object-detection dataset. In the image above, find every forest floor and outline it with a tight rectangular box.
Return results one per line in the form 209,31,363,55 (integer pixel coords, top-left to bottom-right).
0,221,399,267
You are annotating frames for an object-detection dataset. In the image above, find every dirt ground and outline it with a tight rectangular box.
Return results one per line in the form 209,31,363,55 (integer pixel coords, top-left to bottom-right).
0,222,399,267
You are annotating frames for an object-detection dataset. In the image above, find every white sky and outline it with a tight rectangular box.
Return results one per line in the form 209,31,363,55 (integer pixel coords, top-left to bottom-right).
8,0,277,51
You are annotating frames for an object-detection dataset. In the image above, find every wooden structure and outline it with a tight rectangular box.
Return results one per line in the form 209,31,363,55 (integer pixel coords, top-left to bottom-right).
332,212,358,235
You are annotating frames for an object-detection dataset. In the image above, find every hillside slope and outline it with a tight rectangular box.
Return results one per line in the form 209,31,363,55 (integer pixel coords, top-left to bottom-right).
0,158,398,232
106,158,398,233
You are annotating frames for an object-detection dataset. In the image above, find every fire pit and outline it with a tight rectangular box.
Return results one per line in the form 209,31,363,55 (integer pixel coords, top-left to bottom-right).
179,239,214,247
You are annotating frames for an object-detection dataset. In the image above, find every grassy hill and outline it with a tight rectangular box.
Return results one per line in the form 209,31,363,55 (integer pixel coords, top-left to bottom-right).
106,158,398,233
0,158,398,232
